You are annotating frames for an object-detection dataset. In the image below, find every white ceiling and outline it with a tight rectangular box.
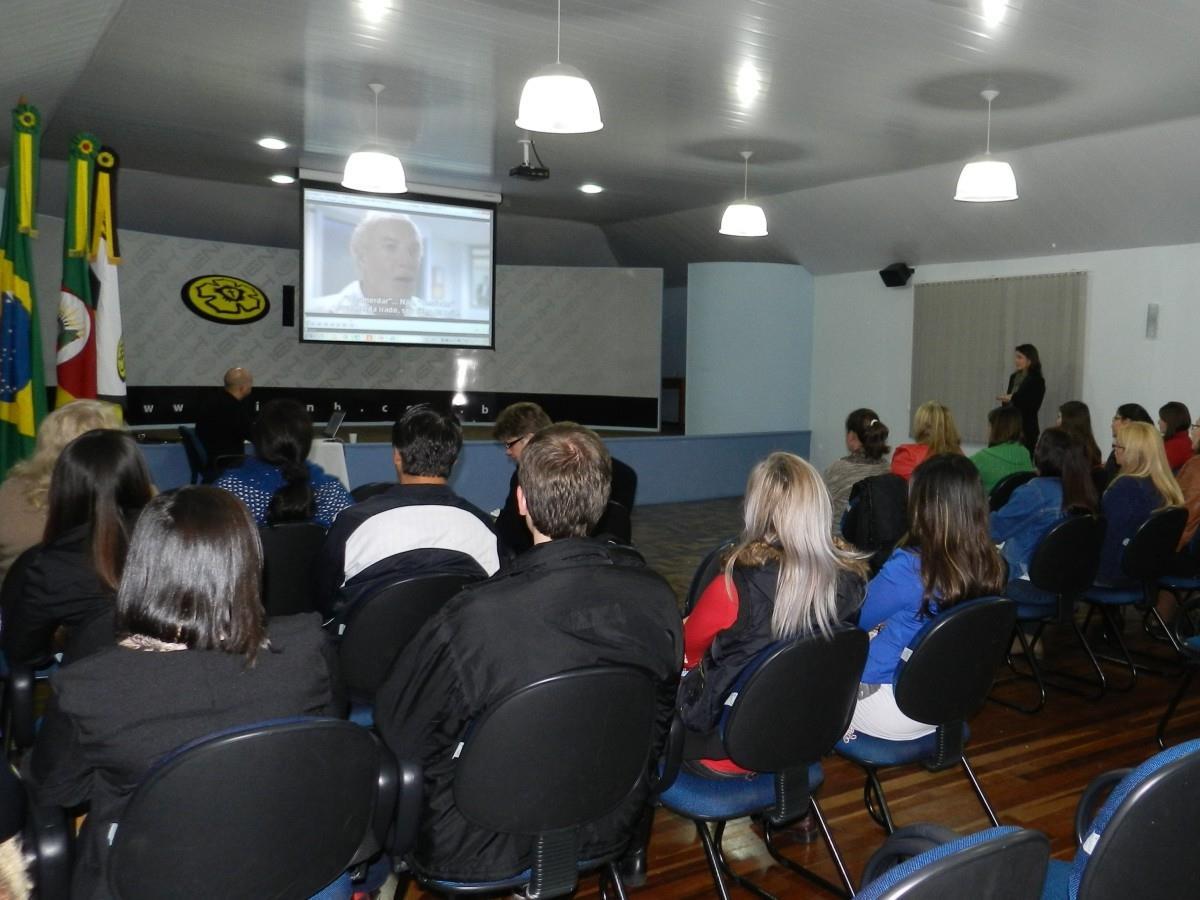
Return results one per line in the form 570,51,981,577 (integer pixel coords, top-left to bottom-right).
4,0,1200,277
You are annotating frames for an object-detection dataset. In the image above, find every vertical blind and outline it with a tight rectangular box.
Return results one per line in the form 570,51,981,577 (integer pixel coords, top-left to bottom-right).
911,272,1087,444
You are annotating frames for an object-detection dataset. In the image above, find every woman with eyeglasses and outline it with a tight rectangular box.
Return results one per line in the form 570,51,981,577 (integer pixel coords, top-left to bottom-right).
1100,422,1184,580
1103,403,1154,484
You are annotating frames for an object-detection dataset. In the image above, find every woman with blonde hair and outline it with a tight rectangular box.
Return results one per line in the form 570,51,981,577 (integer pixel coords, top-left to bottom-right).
0,400,122,582
680,452,868,773
890,401,962,480
1099,421,1184,580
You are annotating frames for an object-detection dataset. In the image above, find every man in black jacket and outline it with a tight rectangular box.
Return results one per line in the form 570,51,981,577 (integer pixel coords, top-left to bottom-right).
374,423,682,882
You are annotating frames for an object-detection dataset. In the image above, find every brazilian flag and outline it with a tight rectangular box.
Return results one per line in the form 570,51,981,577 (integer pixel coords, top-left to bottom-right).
0,102,47,478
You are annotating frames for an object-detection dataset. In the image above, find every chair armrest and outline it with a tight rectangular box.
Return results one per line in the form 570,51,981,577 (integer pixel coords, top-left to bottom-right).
648,714,685,796
6,662,37,754
23,797,71,900
1074,768,1130,845
860,822,961,886
388,760,423,859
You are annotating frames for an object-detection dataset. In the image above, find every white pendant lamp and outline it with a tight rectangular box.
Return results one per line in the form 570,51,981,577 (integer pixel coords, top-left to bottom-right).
720,151,768,236
342,83,408,194
515,0,603,133
954,89,1017,202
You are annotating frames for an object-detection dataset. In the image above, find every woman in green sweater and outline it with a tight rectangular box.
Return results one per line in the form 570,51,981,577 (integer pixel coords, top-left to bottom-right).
971,406,1035,494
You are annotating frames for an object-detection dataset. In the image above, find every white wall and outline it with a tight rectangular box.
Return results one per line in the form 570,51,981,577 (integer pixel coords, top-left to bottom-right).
687,262,813,435
810,242,1200,471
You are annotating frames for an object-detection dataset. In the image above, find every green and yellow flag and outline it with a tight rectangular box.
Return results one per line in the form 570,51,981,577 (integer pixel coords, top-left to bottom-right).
0,102,47,478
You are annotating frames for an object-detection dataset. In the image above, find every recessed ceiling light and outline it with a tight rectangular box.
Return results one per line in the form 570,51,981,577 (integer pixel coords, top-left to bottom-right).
270,174,296,185
579,183,603,194
257,137,288,150
736,62,761,107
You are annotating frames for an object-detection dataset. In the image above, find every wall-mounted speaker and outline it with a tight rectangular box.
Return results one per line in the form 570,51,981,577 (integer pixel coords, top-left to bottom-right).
878,262,915,288
282,285,295,327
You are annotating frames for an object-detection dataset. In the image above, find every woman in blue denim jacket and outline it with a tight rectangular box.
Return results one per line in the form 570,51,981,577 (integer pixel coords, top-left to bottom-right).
990,427,1099,584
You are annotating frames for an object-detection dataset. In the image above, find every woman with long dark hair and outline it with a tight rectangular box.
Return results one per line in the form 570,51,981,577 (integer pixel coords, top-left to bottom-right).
30,486,341,899
822,408,891,535
848,454,1005,740
214,398,351,528
999,343,1045,453
1159,401,1193,471
990,427,1099,582
3,430,155,665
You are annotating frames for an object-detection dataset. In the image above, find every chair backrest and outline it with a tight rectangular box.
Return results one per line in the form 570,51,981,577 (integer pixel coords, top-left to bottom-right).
453,666,657,834
683,540,734,616
894,596,1017,725
844,474,909,573
1073,738,1200,900
989,471,1038,512
350,481,393,503
258,523,327,617
338,573,476,699
593,500,633,545
1121,506,1187,581
1028,514,1106,598
857,826,1049,900
108,717,395,900
724,628,869,774
177,426,207,484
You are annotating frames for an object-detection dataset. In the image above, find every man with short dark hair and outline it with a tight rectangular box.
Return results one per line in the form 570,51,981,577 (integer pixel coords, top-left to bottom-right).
317,405,498,618
194,367,254,467
374,423,681,882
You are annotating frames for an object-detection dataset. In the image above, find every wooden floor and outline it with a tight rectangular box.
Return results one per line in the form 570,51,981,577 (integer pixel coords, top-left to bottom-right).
400,496,1200,899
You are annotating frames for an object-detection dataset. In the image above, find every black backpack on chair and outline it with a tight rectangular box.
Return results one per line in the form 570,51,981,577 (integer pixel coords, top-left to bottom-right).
842,473,909,575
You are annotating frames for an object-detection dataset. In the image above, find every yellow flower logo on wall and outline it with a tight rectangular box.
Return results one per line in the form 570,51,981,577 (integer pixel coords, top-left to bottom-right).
180,275,271,325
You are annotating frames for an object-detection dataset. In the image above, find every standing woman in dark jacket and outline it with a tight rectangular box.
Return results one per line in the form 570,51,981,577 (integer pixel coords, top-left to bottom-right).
999,343,1046,453
2,430,155,666
681,452,868,773
30,486,341,900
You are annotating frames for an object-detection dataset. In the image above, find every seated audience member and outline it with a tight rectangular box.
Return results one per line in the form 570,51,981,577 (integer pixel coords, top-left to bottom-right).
194,366,254,468
970,406,1035,494
318,405,498,618
848,454,1005,740
3,431,155,667
682,452,867,774
1159,401,1193,471
1057,400,1107,492
0,400,122,585
492,401,554,558
990,428,1098,583
822,409,891,535
30,486,340,900
1103,403,1154,483
890,401,962,481
374,424,681,882
1175,414,1200,554
1099,421,1184,581
493,401,639,558
214,398,351,528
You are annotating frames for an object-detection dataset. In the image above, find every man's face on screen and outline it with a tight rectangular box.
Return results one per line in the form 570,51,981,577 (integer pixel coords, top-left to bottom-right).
356,218,423,300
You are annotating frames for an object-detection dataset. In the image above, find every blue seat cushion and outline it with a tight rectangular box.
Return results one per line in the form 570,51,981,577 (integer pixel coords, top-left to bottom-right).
1159,574,1200,591
1039,858,1071,900
836,724,969,768
1083,584,1141,606
347,702,374,728
659,763,823,821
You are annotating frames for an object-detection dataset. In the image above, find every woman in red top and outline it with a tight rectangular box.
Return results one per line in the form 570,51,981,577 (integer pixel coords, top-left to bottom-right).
681,452,867,774
1159,402,1193,472
890,401,963,480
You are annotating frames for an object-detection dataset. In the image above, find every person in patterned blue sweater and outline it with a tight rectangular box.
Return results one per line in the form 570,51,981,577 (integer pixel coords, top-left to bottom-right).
214,398,351,529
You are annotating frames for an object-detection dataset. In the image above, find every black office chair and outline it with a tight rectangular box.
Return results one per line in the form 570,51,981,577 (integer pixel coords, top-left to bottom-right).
338,573,477,726
1080,506,1188,690
1,545,57,761
992,514,1106,712
1156,592,1200,747
657,629,869,898
843,474,909,575
836,596,1016,834
5,760,71,900
856,824,1048,900
683,539,734,617
100,717,411,900
178,426,208,485
594,500,633,546
350,481,392,503
405,666,659,899
259,522,327,617
988,471,1037,512
1041,738,1200,899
